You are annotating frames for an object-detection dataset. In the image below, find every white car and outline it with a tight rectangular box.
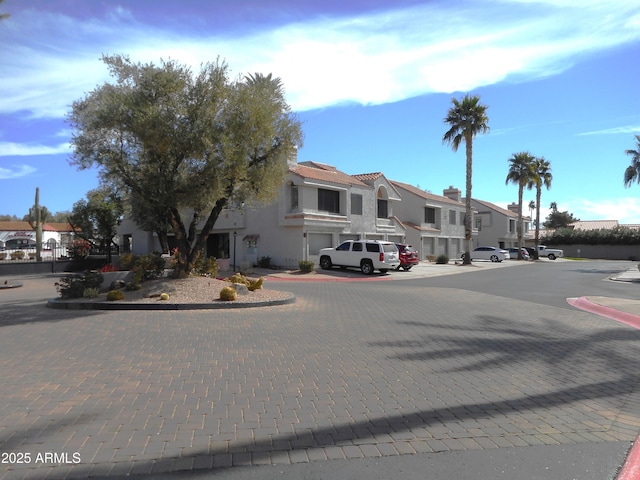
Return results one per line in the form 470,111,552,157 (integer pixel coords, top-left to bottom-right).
319,240,400,274
462,246,510,262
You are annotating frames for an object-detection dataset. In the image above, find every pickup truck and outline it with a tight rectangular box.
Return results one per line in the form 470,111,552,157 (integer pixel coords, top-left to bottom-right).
538,245,563,260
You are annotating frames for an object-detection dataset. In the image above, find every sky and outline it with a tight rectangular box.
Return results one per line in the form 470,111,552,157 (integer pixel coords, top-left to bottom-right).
1,0,640,223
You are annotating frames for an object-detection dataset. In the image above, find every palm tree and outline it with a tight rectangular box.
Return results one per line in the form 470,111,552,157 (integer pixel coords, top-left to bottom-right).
506,152,536,259
623,135,640,187
529,157,552,258
0,0,9,20
442,94,489,264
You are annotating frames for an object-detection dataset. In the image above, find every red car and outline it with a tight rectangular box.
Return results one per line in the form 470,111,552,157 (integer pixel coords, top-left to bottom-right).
395,243,419,271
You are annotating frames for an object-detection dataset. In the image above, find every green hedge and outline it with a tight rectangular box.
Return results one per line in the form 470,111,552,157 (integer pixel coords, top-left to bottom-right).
541,226,640,245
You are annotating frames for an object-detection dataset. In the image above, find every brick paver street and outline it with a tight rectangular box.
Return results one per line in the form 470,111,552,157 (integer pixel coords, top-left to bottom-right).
1,272,639,478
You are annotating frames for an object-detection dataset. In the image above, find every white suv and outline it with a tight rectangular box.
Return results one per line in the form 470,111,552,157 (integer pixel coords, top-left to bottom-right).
319,240,400,275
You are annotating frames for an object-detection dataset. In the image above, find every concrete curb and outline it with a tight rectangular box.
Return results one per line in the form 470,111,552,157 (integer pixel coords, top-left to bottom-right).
46,293,296,310
566,297,640,330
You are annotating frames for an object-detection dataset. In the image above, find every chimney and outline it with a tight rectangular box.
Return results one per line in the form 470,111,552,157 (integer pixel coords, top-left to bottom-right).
286,146,299,168
507,202,519,214
443,186,461,202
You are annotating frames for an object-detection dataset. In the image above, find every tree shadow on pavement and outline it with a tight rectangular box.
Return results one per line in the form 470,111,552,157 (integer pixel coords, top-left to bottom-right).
0,299,102,327
25,314,640,479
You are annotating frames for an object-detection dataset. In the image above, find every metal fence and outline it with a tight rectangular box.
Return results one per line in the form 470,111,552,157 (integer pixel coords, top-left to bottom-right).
0,243,119,263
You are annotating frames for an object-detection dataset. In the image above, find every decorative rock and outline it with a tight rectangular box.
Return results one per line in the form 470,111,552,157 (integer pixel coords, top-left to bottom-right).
230,283,249,295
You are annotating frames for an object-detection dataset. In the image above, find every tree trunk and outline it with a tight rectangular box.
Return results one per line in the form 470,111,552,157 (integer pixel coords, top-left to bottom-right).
463,136,473,265
534,186,542,259
517,184,523,260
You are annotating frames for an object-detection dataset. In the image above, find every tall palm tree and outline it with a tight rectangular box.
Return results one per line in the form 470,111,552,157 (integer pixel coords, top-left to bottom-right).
529,157,552,258
443,94,489,264
623,135,640,187
506,152,536,260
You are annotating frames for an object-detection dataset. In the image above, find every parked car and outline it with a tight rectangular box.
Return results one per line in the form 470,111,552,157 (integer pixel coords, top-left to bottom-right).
538,245,564,260
319,240,400,274
507,247,530,260
525,247,538,259
395,243,419,271
461,246,510,262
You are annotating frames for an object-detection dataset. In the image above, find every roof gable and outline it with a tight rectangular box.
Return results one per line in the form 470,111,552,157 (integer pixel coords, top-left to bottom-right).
290,164,369,187
390,180,464,206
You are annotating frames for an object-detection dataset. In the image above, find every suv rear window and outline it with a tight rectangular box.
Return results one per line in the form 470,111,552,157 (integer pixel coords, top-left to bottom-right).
365,243,380,253
383,244,398,252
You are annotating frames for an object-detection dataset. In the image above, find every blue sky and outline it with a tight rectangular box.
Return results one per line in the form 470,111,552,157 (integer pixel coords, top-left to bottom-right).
1,0,640,223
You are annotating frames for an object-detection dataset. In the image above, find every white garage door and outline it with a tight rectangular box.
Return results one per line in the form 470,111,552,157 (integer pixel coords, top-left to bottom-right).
308,233,333,255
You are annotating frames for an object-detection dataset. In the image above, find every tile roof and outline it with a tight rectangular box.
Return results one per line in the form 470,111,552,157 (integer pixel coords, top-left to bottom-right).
472,198,518,217
0,221,76,232
352,172,384,182
569,220,619,230
290,164,369,187
390,180,464,206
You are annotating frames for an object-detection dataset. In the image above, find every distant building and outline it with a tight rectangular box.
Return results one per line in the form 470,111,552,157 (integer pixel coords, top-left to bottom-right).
0,221,76,250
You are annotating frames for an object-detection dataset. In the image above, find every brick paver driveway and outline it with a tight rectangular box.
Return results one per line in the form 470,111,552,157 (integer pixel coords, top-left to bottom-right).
1,274,639,478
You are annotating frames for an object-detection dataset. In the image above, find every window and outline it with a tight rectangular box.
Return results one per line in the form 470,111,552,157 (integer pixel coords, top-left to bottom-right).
290,184,298,210
509,219,516,233
449,210,456,225
425,207,436,223
351,193,363,215
318,188,340,214
377,199,388,219
475,217,482,231
336,242,351,251
352,242,363,252
365,243,380,253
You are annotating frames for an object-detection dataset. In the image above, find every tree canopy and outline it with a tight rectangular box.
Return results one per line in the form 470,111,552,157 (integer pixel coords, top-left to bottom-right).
68,55,303,277
505,151,536,259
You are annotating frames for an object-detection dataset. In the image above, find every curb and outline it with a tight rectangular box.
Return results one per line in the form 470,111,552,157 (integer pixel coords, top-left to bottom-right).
46,293,296,310
618,436,640,480
566,297,640,330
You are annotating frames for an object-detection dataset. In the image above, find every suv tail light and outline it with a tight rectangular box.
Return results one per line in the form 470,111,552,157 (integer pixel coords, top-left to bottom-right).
380,252,384,262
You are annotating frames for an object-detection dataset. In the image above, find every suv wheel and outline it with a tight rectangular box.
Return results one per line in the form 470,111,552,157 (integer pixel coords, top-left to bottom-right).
360,260,374,275
319,256,333,270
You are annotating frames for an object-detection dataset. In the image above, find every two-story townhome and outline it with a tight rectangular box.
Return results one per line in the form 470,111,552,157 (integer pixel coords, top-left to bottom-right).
117,159,406,269
470,198,530,249
390,182,470,260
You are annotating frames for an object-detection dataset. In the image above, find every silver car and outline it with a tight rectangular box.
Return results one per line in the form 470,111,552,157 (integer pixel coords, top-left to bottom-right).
462,246,510,262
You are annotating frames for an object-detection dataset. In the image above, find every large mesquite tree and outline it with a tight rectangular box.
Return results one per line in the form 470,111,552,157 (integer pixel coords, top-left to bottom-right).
69,55,303,277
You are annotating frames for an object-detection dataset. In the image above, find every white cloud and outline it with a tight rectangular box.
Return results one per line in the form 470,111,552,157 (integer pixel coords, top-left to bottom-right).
0,142,71,157
0,164,37,180
578,125,640,136
566,197,640,224
1,1,639,117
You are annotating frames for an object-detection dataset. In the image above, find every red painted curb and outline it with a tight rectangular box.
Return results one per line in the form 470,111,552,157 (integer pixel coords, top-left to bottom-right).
566,297,640,330
618,436,640,480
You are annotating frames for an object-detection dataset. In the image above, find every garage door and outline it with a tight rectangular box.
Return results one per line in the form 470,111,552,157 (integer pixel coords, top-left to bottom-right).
308,233,333,255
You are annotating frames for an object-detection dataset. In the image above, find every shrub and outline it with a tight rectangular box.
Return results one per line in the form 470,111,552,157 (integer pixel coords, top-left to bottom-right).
436,254,449,264
119,253,135,270
426,255,436,262
227,273,251,286
193,256,218,277
125,282,142,291
258,256,272,268
106,289,125,301
83,287,100,298
219,286,237,301
56,270,103,299
298,260,314,273
248,277,264,291
10,250,25,260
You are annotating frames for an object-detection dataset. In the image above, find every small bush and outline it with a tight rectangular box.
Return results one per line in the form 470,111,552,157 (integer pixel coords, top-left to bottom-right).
298,260,314,273
426,255,436,262
193,255,218,277
248,277,264,291
125,282,142,291
106,289,125,301
227,273,251,286
258,256,272,268
10,250,25,260
436,254,449,264
56,271,104,299
219,286,237,301
83,287,100,298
